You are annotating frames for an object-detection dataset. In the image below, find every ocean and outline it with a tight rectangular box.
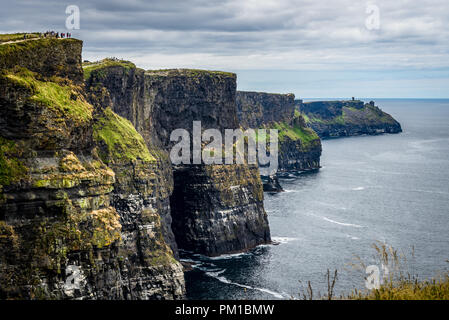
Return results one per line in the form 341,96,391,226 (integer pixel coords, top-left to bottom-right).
183,99,449,299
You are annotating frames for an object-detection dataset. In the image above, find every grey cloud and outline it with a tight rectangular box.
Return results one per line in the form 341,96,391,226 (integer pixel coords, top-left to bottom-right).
1,0,449,72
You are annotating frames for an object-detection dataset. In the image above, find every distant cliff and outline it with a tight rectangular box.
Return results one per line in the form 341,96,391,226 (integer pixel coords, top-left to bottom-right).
85,65,270,257
236,91,322,173
298,100,402,138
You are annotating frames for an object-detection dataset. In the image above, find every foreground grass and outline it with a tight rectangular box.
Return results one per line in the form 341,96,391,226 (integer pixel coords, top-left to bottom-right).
299,243,449,300
348,274,449,300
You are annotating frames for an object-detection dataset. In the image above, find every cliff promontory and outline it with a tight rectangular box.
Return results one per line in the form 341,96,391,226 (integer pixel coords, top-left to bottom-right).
298,100,402,138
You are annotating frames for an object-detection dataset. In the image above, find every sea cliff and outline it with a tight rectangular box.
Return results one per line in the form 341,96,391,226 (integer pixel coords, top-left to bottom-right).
85,65,271,257
0,38,184,299
236,91,322,172
298,100,402,138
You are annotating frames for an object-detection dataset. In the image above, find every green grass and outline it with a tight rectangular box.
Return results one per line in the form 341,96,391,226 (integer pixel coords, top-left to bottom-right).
145,68,236,78
0,137,27,187
83,58,136,80
0,33,40,43
272,121,319,144
5,68,93,123
0,38,79,60
93,107,156,163
349,275,449,300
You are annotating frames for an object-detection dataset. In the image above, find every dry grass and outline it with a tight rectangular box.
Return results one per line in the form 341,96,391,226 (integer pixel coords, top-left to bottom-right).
298,242,449,300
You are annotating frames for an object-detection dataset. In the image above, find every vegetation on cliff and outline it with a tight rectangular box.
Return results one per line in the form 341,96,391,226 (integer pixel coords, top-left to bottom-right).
0,38,84,84
6,68,92,124
0,33,40,43
146,68,236,79
83,58,136,81
0,137,27,187
93,107,155,163
272,116,320,148
299,100,402,138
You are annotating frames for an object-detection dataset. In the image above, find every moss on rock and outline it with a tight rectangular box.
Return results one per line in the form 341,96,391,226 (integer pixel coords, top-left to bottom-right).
93,107,156,164
0,137,28,187
83,58,136,81
5,68,93,124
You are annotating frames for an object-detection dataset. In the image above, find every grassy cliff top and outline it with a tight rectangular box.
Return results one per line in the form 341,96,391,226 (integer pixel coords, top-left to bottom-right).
302,103,398,125
145,68,236,78
83,58,136,80
237,91,295,97
0,33,41,43
0,37,81,56
93,107,156,163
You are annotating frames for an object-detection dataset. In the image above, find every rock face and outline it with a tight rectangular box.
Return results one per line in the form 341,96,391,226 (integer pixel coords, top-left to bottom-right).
298,100,402,138
236,91,322,173
85,66,270,257
144,70,270,256
0,39,184,299
85,60,178,257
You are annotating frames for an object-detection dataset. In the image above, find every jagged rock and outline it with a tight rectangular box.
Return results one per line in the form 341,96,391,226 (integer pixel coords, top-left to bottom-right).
261,175,284,192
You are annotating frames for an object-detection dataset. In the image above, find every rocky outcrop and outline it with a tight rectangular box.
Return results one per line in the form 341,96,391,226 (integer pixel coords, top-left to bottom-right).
261,175,284,192
0,39,184,299
236,91,322,173
0,38,84,84
298,100,402,138
85,66,270,257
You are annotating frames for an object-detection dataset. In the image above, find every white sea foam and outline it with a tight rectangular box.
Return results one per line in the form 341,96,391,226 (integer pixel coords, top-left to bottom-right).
352,187,365,191
204,270,285,299
208,251,250,260
271,237,299,244
322,217,363,228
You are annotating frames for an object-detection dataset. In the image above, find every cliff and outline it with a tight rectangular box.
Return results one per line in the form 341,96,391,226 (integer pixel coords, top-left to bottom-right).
298,100,402,138
236,91,322,173
0,38,184,299
85,65,270,257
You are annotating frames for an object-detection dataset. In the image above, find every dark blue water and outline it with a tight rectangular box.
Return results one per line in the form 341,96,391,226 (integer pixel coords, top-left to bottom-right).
184,99,449,299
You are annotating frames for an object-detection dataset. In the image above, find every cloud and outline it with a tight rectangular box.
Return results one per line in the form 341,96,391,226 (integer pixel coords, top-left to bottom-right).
1,0,449,97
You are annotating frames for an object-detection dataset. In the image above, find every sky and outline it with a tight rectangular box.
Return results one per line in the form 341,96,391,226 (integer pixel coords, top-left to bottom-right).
1,0,449,98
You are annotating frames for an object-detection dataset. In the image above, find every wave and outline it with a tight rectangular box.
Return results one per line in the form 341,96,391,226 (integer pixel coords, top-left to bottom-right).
352,187,365,191
208,252,251,260
204,269,285,299
271,236,299,244
322,217,363,228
